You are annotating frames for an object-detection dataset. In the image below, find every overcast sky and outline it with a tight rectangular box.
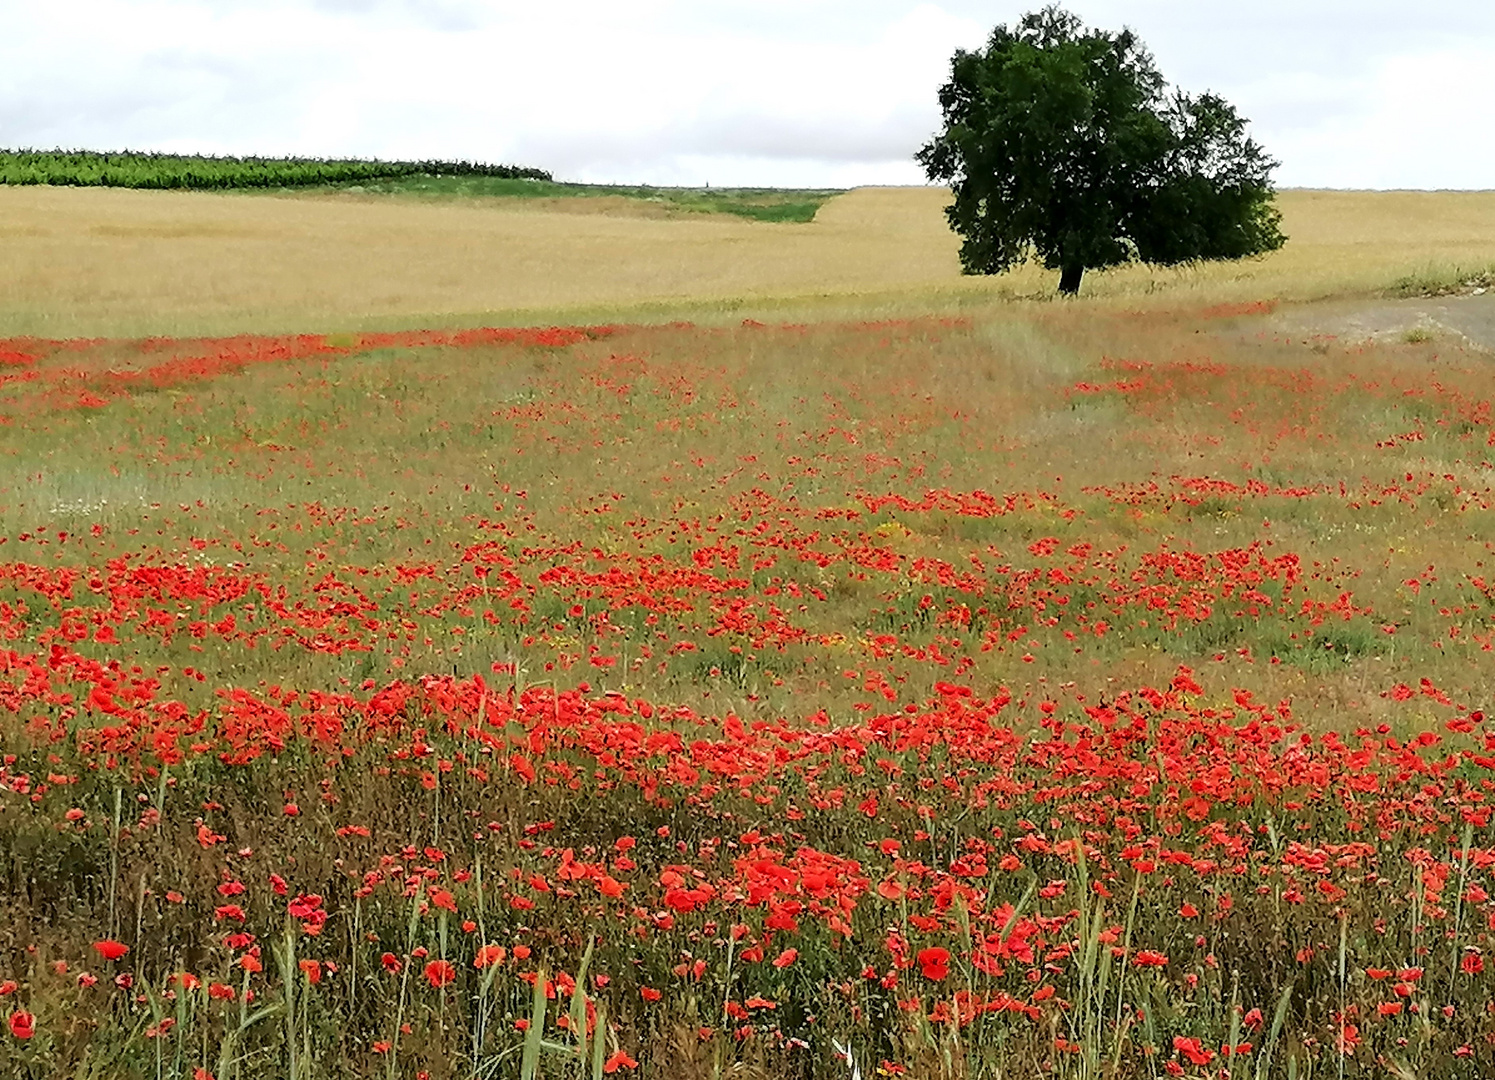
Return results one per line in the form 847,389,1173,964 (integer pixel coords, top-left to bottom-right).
3,1,1492,189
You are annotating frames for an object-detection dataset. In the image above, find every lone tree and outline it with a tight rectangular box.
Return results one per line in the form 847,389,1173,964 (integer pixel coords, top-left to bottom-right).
916,5,1285,295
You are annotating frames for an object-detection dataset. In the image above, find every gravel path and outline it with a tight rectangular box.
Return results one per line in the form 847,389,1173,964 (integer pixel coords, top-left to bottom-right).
1264,292,1495,352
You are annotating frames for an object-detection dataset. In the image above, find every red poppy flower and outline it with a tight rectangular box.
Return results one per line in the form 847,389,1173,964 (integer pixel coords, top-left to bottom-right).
772,948,798,969
1172,1036,1214,1066
8,1010,34,1040
424,960,456,988
287,894,323,919
603,1051,638,1073
93,939,129,961
917,947,950,981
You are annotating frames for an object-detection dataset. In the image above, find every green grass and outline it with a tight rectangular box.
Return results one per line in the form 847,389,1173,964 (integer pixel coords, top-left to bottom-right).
1386,261,1495,297
303,174,844,223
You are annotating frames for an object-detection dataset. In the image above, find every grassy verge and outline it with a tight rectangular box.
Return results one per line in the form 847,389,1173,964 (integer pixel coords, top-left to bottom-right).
1387,262,1495,298
294,174,844,223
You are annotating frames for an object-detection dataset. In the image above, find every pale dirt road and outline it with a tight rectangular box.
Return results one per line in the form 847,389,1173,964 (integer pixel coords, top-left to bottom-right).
1262,292,1495,352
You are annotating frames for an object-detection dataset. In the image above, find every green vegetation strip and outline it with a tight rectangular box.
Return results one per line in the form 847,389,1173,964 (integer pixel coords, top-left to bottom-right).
1387,263,1495,298
321,174,844,223
0,149,550,190
1,149,843,223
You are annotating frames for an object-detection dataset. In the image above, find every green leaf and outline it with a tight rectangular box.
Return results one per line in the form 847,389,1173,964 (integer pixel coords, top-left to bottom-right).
918,3,1283,294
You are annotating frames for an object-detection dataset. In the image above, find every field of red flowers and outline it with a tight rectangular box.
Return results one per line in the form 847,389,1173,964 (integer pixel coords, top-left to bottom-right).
2,306,1495,1078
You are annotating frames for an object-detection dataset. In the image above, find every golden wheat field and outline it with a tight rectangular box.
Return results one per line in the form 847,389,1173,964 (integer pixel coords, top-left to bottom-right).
2,185,1494,337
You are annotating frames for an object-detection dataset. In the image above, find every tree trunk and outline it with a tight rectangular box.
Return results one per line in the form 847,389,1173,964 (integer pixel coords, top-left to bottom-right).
1058,263,1084,296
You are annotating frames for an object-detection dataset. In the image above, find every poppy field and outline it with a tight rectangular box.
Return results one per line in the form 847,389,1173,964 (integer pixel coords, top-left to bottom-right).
2,303,1495,1079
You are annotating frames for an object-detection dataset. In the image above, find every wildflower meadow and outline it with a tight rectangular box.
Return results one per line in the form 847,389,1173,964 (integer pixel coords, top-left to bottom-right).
1,301,1494,1079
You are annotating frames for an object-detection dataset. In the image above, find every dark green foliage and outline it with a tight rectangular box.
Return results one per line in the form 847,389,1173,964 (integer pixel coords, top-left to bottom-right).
917,5,1285,294
0,149,551,190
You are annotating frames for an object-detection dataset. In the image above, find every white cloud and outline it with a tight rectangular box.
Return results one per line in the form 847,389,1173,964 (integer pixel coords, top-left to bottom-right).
0,0,1491,188
1319,46,1495,189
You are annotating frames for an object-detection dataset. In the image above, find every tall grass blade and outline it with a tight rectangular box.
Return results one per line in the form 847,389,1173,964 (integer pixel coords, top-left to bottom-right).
569,935,597,1063
520,965,549,1080
1254,979,1295,1080
590,1003,608,1080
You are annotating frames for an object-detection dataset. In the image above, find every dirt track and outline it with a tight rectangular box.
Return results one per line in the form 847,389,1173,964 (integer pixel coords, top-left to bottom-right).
1265,291,1495,352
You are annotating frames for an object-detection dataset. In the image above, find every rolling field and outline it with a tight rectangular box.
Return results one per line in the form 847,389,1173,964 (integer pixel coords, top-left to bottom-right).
3,186,1495,1078
3,186,1495,339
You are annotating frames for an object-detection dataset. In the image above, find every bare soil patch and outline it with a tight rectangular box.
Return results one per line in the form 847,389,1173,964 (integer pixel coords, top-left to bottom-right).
1262,292,1495,352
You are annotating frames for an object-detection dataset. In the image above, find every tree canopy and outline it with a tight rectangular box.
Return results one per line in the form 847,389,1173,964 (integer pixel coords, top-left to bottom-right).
916,5,1285,295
